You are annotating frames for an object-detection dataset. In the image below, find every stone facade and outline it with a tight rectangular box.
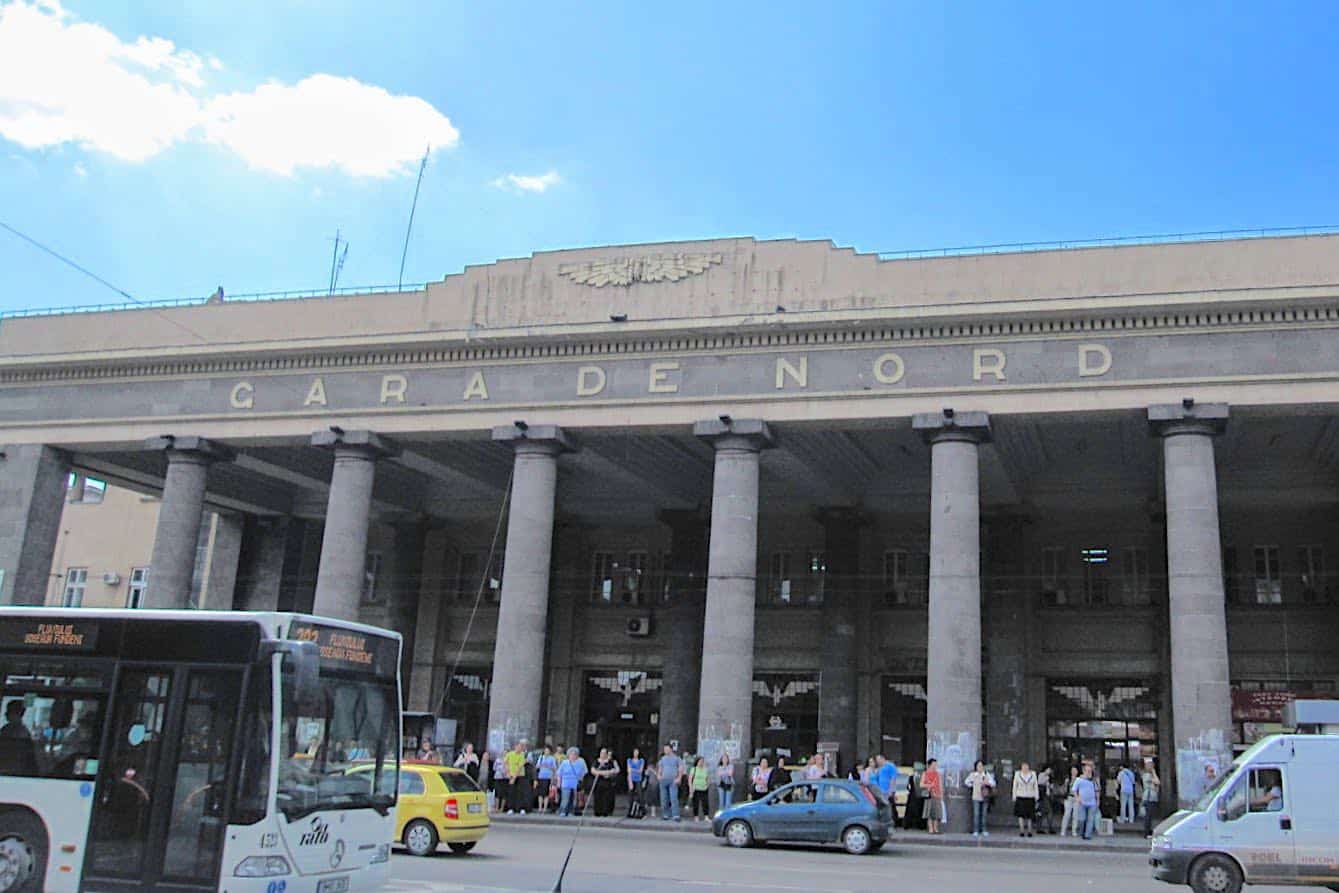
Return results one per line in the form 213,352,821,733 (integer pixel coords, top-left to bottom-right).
3,233,1339,821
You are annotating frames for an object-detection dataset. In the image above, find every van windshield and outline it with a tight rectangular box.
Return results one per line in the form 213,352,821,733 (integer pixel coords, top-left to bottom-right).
1192,765,1236,812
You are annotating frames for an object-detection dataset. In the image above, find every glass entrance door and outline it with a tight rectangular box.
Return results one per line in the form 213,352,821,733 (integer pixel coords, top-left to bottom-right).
85,666,243,890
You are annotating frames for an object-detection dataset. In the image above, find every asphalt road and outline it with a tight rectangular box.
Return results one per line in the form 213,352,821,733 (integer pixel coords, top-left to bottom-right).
382,824,1300,893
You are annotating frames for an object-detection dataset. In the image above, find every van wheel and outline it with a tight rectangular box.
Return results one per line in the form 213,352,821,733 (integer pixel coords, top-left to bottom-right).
403,820,439,857
842,825,872,855
0,811,46,893
724,819,754,848
447,842,475,855
1189,854,1242,893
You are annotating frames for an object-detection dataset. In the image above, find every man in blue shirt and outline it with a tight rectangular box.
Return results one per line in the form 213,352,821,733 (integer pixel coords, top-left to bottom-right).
556,747,587,816
875,754,897,798
1073,765,1100,840
657,744,685,822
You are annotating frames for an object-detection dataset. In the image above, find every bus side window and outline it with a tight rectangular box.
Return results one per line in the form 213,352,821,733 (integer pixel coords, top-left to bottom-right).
1249,768,1284,813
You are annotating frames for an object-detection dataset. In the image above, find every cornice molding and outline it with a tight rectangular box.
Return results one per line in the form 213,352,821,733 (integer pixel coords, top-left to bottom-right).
3,301,1338,386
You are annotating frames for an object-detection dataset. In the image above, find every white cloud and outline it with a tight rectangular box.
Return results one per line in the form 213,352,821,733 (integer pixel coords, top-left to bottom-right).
493,170,562,193
0,0,458,176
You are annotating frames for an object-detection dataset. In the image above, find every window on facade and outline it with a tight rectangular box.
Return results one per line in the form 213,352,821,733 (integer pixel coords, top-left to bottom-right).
1252,546,1282,605
456,552,479,602
1081,547,1110,605
884,550,910,605
769,551,792,605
127,567,149,609
622,551,648,606
362,551,383,603
804,551,827,605
591,551,616,603
62,568,87,607
1297,545,1325,604
1119,547,1150,606
65,473,107,505
1041,547,1068,606
484,555,503,604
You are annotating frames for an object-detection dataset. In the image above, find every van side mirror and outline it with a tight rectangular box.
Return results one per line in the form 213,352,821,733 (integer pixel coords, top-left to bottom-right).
1216,799,1228,822
260,640,322,709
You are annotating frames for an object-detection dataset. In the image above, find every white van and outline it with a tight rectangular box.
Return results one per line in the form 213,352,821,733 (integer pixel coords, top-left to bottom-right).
1150,734,1339,893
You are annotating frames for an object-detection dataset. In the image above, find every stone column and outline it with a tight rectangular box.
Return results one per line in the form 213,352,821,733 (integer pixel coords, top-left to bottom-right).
1149,402,1233,807
199,512,244,610
485,423,572,753
311,429,399,621
657,509,710,753
816,507,863,774
143,436,233,609
407,528,451,712
0,445,70,605
693,418,773,777
913,409,989,833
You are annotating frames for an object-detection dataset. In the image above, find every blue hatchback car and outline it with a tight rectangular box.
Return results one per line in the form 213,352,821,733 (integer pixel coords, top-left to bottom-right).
711,778,893,855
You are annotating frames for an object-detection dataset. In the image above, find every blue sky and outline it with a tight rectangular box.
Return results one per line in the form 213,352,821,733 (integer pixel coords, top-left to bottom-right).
1,1,1337,312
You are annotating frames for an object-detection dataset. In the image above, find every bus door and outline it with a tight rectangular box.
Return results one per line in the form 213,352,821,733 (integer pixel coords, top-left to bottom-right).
83,665,244,891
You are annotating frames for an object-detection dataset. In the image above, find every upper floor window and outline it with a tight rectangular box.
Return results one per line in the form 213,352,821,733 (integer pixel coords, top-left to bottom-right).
1080,547,1110,606
65,474,106,505
1252,546,1282,605
1297,545,1326,604
884,549,928,606
127,567,149,609
768,551,792,605
362,551,383,603
1041,547,1068,606
63,568,87,607
1119,547,1151,606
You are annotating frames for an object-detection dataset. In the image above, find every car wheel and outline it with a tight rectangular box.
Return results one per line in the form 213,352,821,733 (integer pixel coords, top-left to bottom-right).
0,811,45,893
724,819,754,848
403,820,439,857
842,825,872,855
1189,854,1242,893
447,842,476,855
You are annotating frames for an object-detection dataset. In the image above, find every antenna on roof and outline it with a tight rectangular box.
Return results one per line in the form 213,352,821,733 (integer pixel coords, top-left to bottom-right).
328,230,349,294
397,145,430,290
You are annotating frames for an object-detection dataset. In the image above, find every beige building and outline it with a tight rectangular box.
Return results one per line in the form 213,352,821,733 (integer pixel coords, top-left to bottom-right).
43,473,233,610
3,231,1339,824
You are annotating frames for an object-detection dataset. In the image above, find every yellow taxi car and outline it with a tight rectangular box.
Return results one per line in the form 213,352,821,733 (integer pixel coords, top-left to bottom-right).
350,761,489,856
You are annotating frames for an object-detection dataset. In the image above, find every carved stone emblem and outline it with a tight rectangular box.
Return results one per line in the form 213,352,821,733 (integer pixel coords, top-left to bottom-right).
557,252,723,287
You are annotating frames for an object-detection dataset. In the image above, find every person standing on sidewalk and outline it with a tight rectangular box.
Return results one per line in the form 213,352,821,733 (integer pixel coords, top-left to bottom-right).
751,758,771,800
1073,764,1100,840
1141,757,1162,838
1117,763,1137,824
479,750,494,812
689,756,712,820
535,745,558,814
1059,765,1080,836
1036,766,1054,834
874,754,897,802
1012,761,1039,837
920,758,945,835
658,743,685,822
965,760,996,837
716,752,735,811
626,747,646,818
557,747,587,816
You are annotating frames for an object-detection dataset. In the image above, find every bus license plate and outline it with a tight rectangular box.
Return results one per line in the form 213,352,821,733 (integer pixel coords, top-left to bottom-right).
318,877,350,893
468,803,482,813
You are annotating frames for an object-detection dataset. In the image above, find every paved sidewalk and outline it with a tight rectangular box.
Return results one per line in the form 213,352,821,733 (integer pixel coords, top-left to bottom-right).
489,811,1151,853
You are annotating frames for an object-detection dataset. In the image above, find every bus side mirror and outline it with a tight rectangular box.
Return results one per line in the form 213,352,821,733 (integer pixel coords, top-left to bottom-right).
261,641,322,709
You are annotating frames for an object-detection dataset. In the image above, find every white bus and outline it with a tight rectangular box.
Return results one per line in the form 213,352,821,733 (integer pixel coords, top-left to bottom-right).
0,608,402,893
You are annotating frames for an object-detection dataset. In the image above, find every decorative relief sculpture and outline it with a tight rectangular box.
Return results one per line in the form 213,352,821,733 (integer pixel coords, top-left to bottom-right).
557,252,723,287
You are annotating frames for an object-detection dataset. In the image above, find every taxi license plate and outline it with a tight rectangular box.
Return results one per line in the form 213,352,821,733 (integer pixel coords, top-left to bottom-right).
318,877,350,893
467,803,482,813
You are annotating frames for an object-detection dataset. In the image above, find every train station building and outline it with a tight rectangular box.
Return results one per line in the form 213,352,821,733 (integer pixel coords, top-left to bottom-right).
3,232,1338,813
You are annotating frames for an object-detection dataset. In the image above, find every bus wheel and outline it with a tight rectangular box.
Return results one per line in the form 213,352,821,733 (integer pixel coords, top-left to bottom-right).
1189,854,1242,893
403,820,439,857
447,842,475,855
0,811,45,893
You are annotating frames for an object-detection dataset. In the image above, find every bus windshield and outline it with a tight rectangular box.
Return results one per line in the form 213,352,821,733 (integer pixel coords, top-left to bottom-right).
278,670,398,820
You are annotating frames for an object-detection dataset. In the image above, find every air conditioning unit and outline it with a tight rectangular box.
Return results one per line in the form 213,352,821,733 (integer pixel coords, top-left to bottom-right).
626,616,652,637
102,572,122,586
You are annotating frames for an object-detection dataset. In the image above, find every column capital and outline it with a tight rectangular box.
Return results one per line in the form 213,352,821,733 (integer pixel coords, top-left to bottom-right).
912,409,991,445
144,434,234,463
491,422,575,455
693,417,774,451
310,428,401,459
1148,402,1229,437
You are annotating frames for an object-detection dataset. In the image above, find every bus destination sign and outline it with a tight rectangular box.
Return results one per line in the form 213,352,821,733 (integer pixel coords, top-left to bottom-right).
289,622,397,676
0,620,99,651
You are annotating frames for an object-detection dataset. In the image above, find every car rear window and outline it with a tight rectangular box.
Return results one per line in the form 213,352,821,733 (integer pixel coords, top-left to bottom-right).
440,771,481,793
